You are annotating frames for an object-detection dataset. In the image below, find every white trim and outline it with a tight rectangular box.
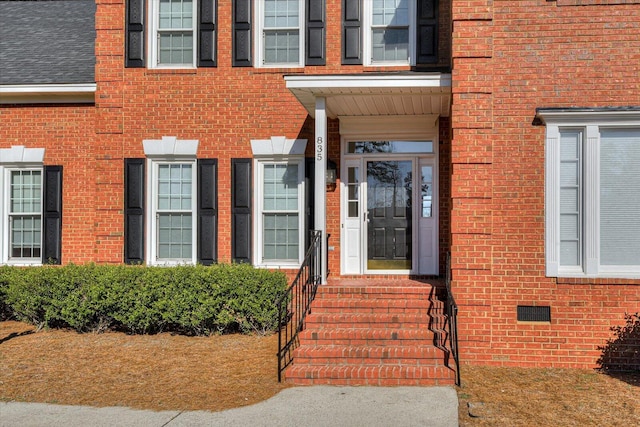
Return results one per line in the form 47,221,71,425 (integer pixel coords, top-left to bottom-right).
0,84,96,104
363,0,416,66
285,74,452,89
1,166,44,266
543,110,640,279
340,118,439,276
250,136,307,156
253,158,305,269
143,136,199,158
255,0,305,68
146,159,198,266
0,146,45,165
148,0,198,69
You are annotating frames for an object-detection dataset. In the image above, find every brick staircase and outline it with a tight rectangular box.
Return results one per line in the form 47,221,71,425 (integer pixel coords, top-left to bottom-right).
284,279,456,386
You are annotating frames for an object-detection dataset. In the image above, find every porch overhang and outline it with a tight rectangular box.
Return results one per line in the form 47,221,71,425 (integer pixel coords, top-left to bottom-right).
284,73,451,119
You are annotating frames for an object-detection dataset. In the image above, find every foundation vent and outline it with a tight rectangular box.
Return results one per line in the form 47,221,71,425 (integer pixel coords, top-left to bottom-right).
517,305,551,322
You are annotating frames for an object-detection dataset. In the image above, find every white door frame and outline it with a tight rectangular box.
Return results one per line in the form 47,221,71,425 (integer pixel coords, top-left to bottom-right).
340,151,439,276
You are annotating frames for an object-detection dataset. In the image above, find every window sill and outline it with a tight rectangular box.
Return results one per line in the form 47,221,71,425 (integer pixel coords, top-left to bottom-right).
555,276,640,285
145,68,198,75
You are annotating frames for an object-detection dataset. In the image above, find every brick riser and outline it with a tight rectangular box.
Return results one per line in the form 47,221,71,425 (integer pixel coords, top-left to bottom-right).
285,282,456,386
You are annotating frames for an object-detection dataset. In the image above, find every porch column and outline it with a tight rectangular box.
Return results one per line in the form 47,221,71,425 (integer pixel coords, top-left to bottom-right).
314,97,328,284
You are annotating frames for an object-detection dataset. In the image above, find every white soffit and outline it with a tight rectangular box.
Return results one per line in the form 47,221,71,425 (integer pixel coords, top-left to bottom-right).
284,74,452,119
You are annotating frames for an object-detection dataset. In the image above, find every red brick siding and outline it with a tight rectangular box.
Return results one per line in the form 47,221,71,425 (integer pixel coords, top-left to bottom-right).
0,105,97,264
451,0,640,368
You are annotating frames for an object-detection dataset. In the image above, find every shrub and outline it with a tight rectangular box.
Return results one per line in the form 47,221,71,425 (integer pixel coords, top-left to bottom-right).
0,263,288,336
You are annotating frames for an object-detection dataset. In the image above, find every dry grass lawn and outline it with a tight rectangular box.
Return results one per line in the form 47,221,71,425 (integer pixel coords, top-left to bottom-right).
1,321,638,426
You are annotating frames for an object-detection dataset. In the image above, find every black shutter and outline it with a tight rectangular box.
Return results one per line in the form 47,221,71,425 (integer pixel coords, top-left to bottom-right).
231,159,252,263
342,0,362,65
198,0,217,67
125,0,145,68
232,0,252,66
306,0,325,65
197,159,218,265
124,159,145,264
416,0,438,65
305,158,315,250
42,166,62,265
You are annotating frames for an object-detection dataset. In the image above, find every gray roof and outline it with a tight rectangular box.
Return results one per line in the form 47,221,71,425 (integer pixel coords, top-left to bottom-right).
0,0,96,85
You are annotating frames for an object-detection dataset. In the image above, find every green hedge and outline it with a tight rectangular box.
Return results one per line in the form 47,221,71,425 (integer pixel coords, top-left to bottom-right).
0,263,288,335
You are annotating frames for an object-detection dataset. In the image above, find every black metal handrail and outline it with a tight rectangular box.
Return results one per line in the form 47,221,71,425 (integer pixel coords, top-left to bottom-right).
276,230,322,382
445,251,461,386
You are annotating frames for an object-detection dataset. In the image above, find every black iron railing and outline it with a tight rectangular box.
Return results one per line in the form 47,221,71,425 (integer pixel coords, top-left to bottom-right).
276,230,322,382
445,251,461,386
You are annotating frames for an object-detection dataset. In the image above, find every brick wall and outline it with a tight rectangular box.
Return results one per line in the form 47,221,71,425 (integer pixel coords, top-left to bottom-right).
0,105,97,264
451,0,640,368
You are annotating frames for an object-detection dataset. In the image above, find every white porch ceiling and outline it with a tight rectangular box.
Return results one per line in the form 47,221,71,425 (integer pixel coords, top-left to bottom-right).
285,74,451,119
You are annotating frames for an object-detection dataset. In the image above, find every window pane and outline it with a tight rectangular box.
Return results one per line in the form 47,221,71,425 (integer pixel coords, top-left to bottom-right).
157,213,192,259
10,215,42,259
157,164,192,211
158,33,193,65
264,0,299,28
348,141,433,154
600,129,640,266
264,30,299,64
263,164,298,212
10,170,41,214
421,166,433,218
373,0,409,26
372,28,409,62
159,0,193,29
559,131,582,267
263,213,299,261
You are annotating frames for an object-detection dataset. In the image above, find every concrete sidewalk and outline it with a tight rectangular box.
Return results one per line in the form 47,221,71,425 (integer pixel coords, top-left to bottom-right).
0,386,459,427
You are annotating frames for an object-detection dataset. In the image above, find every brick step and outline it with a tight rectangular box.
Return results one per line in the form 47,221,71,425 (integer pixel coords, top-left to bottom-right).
298,328,437,346
316,285,436,299
304,312,436,329
285,365,456,386
310,298,434,313
293,345,446,365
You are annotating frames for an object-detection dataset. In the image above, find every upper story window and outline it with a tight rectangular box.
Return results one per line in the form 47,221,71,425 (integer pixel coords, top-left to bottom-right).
256,0,305,67
125,0,217,68
342,0,437,66
150,0,197,67
539,109,640,279
366,0,414,65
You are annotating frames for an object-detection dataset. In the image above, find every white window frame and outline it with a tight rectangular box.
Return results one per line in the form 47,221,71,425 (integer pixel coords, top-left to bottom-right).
251,136,307,268
143,136,199,266
255,0,305,68
363,0,416,66
253,159,305,268
0,146,45,266
541,109,640,278
149,0,198,68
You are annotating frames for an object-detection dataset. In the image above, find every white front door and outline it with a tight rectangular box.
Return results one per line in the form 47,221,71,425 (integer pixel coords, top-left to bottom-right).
341,153,438,275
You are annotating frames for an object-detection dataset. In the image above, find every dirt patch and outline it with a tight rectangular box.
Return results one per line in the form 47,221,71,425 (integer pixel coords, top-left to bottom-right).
1,321,638,425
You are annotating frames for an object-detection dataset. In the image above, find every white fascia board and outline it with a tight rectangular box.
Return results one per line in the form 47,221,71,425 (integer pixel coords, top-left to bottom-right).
0,84,96,104
536,108,640,126
285,73,452,90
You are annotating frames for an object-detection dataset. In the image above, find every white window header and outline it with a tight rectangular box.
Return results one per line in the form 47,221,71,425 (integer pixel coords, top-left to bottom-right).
143,136,199,158
250,136,307,157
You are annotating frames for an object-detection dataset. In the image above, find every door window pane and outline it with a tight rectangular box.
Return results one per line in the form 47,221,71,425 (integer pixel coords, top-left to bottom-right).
421,165,432,218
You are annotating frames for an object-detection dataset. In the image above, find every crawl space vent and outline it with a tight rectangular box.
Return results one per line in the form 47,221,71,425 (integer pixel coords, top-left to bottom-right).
517,305,551,322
